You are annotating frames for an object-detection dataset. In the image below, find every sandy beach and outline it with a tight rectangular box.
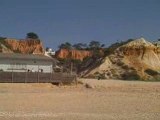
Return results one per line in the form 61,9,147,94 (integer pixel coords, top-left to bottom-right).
0,79,160,120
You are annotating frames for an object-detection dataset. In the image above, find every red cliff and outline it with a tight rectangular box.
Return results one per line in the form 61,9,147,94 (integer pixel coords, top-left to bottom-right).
2,38,44,54
56,49,92,61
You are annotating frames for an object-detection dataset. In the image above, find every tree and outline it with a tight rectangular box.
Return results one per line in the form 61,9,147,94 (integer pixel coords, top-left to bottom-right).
26,32,39,39
59,42,72,50
101,44,105,48
73,43,87,50
88,41,105,58
104,38,134,56
89,40,101,49
0,37,6,44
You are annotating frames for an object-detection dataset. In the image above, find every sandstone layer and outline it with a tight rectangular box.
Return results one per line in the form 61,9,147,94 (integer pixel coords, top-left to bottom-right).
0,38,44,54
56,49,92,61
83,38,160,80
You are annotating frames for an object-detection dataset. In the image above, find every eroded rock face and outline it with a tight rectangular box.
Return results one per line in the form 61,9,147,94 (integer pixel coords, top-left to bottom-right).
83,38,160,80
1,38,44,54
56,49,92,61
118,38,160,70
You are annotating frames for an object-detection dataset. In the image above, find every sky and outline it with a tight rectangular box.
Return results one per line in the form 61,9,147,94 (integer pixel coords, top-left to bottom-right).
0,0,160,49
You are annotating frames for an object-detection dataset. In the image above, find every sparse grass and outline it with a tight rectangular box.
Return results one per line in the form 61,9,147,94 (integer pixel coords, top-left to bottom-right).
121,71,141,80
144,76,160,82
116,61,124,66
122,65,130,69
110,69,117,75
144,69,159,76
77,80,84,84
0,37,6,44
94,72,106,80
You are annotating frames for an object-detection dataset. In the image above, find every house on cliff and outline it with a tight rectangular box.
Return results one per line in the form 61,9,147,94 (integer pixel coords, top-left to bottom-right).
45,48,55,57
0,53,56,73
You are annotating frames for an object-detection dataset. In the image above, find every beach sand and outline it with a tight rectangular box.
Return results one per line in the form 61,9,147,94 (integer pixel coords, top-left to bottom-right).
0,79,160,120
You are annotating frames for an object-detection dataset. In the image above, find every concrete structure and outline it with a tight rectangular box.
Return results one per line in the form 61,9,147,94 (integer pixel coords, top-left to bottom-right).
0,53,55,73
45,48,55,57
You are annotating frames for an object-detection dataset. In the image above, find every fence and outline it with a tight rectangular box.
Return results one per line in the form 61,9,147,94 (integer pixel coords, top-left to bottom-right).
0,72,77,84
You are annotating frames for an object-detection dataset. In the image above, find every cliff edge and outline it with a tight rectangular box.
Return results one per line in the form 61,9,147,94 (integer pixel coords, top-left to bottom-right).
56,49,92,61
83,38,160,80
0,38,44,54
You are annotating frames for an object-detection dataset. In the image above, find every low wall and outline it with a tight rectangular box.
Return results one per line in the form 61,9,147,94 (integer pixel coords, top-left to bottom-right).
0,72,77,84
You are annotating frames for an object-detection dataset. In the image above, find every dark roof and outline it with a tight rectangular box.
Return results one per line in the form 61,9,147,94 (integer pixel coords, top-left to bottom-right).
0,53,55,61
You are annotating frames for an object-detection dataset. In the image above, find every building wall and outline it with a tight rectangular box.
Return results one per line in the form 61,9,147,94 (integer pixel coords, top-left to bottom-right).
0,59,53,73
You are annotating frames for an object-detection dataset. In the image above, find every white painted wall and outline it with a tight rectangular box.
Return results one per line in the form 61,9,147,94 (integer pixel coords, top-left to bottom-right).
0,59,53,73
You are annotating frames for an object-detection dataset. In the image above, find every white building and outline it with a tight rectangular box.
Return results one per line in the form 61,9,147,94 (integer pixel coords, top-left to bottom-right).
0,53,55,73
45,48,55,57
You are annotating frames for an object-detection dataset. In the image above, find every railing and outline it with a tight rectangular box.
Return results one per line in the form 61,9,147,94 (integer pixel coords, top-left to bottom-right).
0,72,77,84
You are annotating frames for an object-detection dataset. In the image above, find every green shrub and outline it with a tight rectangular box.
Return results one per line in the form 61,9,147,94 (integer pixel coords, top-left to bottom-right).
104,39,134,56
121,71,141,80
0,37,6,44
122,65,130,69
144,69,159,76
94,72,106,80
117,61,124,66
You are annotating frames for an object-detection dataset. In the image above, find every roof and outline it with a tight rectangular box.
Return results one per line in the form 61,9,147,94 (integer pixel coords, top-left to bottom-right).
0,53,55,62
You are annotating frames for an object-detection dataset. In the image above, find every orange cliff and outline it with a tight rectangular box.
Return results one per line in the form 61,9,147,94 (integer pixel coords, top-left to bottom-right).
3,38,45,54
55,49,92,61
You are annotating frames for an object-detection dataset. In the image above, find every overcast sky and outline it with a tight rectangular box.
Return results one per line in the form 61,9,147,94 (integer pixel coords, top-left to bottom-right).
0,0,160,49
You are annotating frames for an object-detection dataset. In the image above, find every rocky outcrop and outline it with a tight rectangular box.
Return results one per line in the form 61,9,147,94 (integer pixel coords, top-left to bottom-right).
118,38,160,70
0,43,13,53
56,49,92,61
82,38,160,80
0,38,44,54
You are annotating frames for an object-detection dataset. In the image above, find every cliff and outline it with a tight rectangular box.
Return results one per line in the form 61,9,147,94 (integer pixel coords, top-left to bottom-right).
56,49,92,61
82,38,160,80
118,38,160,70
0,38,44,54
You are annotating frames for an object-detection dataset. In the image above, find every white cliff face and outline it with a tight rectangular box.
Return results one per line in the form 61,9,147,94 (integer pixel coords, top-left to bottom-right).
120,38,155,48
84,38,160,80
